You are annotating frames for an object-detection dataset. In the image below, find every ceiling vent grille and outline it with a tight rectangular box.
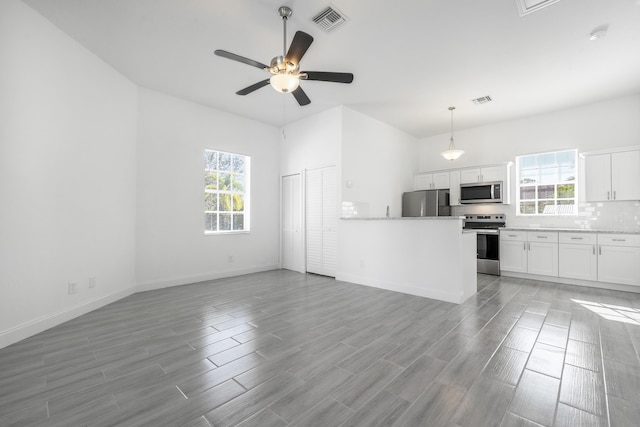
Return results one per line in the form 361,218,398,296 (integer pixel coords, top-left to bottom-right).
472,95,493,105
515,0,561,17
312,6,347,32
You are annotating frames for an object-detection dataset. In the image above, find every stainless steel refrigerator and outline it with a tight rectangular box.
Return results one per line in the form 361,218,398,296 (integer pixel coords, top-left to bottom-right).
402,190,451,217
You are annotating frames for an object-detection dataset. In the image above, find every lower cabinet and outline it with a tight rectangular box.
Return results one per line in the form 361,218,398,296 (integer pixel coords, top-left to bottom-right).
597,234,640,286
500,231,558,277
559,233,598,281
502,230,640,288
500,233,527,273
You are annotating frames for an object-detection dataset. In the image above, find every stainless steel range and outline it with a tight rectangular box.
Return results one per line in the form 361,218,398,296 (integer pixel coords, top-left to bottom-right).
463,214,506,275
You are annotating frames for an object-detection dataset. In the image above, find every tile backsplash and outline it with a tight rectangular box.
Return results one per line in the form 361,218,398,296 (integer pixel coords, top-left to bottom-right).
453,201,640,231
453,201,640,232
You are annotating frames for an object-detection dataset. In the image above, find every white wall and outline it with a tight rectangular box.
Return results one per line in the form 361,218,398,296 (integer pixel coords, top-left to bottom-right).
135,88,281,290
280,106,342,176
417,94,640,229
342,108,418,218
0,0,138,347
419,94,640,171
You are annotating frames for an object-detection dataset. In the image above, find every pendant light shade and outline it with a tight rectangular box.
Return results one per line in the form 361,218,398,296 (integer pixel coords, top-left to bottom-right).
441,106,464,161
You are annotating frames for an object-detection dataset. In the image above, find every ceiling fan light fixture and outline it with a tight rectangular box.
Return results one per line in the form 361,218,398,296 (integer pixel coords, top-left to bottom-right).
441,106,464,161
270,73,300,93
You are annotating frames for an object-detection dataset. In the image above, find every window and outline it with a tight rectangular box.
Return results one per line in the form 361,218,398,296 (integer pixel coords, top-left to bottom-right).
204,149,250,233
516,149,577,215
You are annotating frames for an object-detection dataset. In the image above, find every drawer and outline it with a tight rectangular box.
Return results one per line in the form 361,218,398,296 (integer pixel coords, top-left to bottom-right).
598,234,640,247
527,231,558,243
500,231,526,241
559,233,597,245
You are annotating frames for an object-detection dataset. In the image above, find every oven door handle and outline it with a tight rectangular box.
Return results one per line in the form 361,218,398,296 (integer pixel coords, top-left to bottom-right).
471,229,500,235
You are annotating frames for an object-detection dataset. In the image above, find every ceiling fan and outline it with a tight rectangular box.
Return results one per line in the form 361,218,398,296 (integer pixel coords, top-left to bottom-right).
214,6,354,106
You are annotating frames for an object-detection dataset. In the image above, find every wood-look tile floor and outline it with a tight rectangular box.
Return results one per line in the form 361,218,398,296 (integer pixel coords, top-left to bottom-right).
1,270,640,426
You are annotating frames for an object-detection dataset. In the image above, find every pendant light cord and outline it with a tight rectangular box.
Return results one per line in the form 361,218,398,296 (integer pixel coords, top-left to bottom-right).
449,106,455,150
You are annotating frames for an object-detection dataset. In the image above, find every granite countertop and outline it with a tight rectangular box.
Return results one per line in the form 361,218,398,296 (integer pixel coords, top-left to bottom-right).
501,227,640,235
341,216,465,221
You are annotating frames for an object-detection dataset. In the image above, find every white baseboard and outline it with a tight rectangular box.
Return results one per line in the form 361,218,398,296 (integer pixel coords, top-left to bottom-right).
500,271,640,294
135,264,280,293
0,265,281,350
0,286,136,350
336,272,465,304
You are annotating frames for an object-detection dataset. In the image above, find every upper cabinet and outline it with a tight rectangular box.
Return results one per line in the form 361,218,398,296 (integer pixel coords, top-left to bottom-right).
415,162,512,205
460,165,507,184
414,171,450,190
584,148,640,202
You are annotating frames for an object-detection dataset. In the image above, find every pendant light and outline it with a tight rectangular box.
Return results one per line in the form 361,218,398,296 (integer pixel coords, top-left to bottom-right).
441,106,465,161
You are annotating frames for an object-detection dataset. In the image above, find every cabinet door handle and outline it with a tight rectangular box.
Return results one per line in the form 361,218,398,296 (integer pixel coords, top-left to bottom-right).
613,190,616,200
537,236,548,239
523,242,526,250
599,245,602,255
612,238,626,242
593,245,595,255
509,234,518,237
570,237,583,240
607,191,610,200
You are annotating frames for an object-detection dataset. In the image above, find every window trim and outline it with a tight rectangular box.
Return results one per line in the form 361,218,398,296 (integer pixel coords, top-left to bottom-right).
515,149,578,217
204,148,251,235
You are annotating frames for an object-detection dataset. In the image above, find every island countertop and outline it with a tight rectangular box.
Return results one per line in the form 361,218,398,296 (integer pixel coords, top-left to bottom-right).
341,216,465,221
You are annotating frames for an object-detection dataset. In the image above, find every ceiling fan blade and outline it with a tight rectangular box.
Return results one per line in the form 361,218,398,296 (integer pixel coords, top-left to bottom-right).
303,71,354,84
292,86,311,106
285,31,314,65
214,50,268,70
236,79,270,95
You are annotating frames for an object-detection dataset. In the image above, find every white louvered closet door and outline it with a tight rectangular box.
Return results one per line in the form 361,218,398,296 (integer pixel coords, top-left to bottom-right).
306,166,337,277
281,173,304,273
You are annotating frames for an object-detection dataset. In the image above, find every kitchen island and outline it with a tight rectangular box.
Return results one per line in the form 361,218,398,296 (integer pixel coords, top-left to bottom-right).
337,216,477,304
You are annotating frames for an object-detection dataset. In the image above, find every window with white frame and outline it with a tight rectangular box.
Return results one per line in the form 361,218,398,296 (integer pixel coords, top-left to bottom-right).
204,149,250,233
516,149,577,215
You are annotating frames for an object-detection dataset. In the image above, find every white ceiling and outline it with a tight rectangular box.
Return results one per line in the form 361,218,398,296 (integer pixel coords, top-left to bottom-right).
22,0,640,138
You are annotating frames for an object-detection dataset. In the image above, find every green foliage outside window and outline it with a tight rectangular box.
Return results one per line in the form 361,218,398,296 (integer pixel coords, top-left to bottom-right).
517,150,577,216
204,149,249,233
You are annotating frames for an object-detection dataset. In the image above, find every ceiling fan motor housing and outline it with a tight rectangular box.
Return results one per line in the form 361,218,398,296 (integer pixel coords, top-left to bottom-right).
269,56,299,74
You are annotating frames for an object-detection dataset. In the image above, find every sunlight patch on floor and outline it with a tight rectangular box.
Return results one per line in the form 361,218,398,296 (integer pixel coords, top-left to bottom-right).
572,298,640,325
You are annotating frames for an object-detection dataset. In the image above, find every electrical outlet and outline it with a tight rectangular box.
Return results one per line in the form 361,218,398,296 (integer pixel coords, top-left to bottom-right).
68,282,78,294
89,276,96,288
228,255,234,263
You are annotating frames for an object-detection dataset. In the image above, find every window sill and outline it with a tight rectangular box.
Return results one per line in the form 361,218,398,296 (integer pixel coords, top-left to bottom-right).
204,230,250,236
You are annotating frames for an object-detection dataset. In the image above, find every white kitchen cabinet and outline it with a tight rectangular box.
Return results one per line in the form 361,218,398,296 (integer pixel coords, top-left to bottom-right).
500,231,558,277
460,165,506,184
597,234,640,286
526,232,559,277
414,172,450,190
449,170,461,206
500,231,528,273
584,149,640,202
558,233,598,281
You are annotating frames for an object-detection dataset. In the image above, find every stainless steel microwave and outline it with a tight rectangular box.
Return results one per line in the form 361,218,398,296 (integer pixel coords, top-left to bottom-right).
460,181,502,204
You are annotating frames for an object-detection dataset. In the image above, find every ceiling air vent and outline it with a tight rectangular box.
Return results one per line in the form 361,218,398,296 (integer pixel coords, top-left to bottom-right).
312,6,347,32
472,95,493,105
515,0,561,17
